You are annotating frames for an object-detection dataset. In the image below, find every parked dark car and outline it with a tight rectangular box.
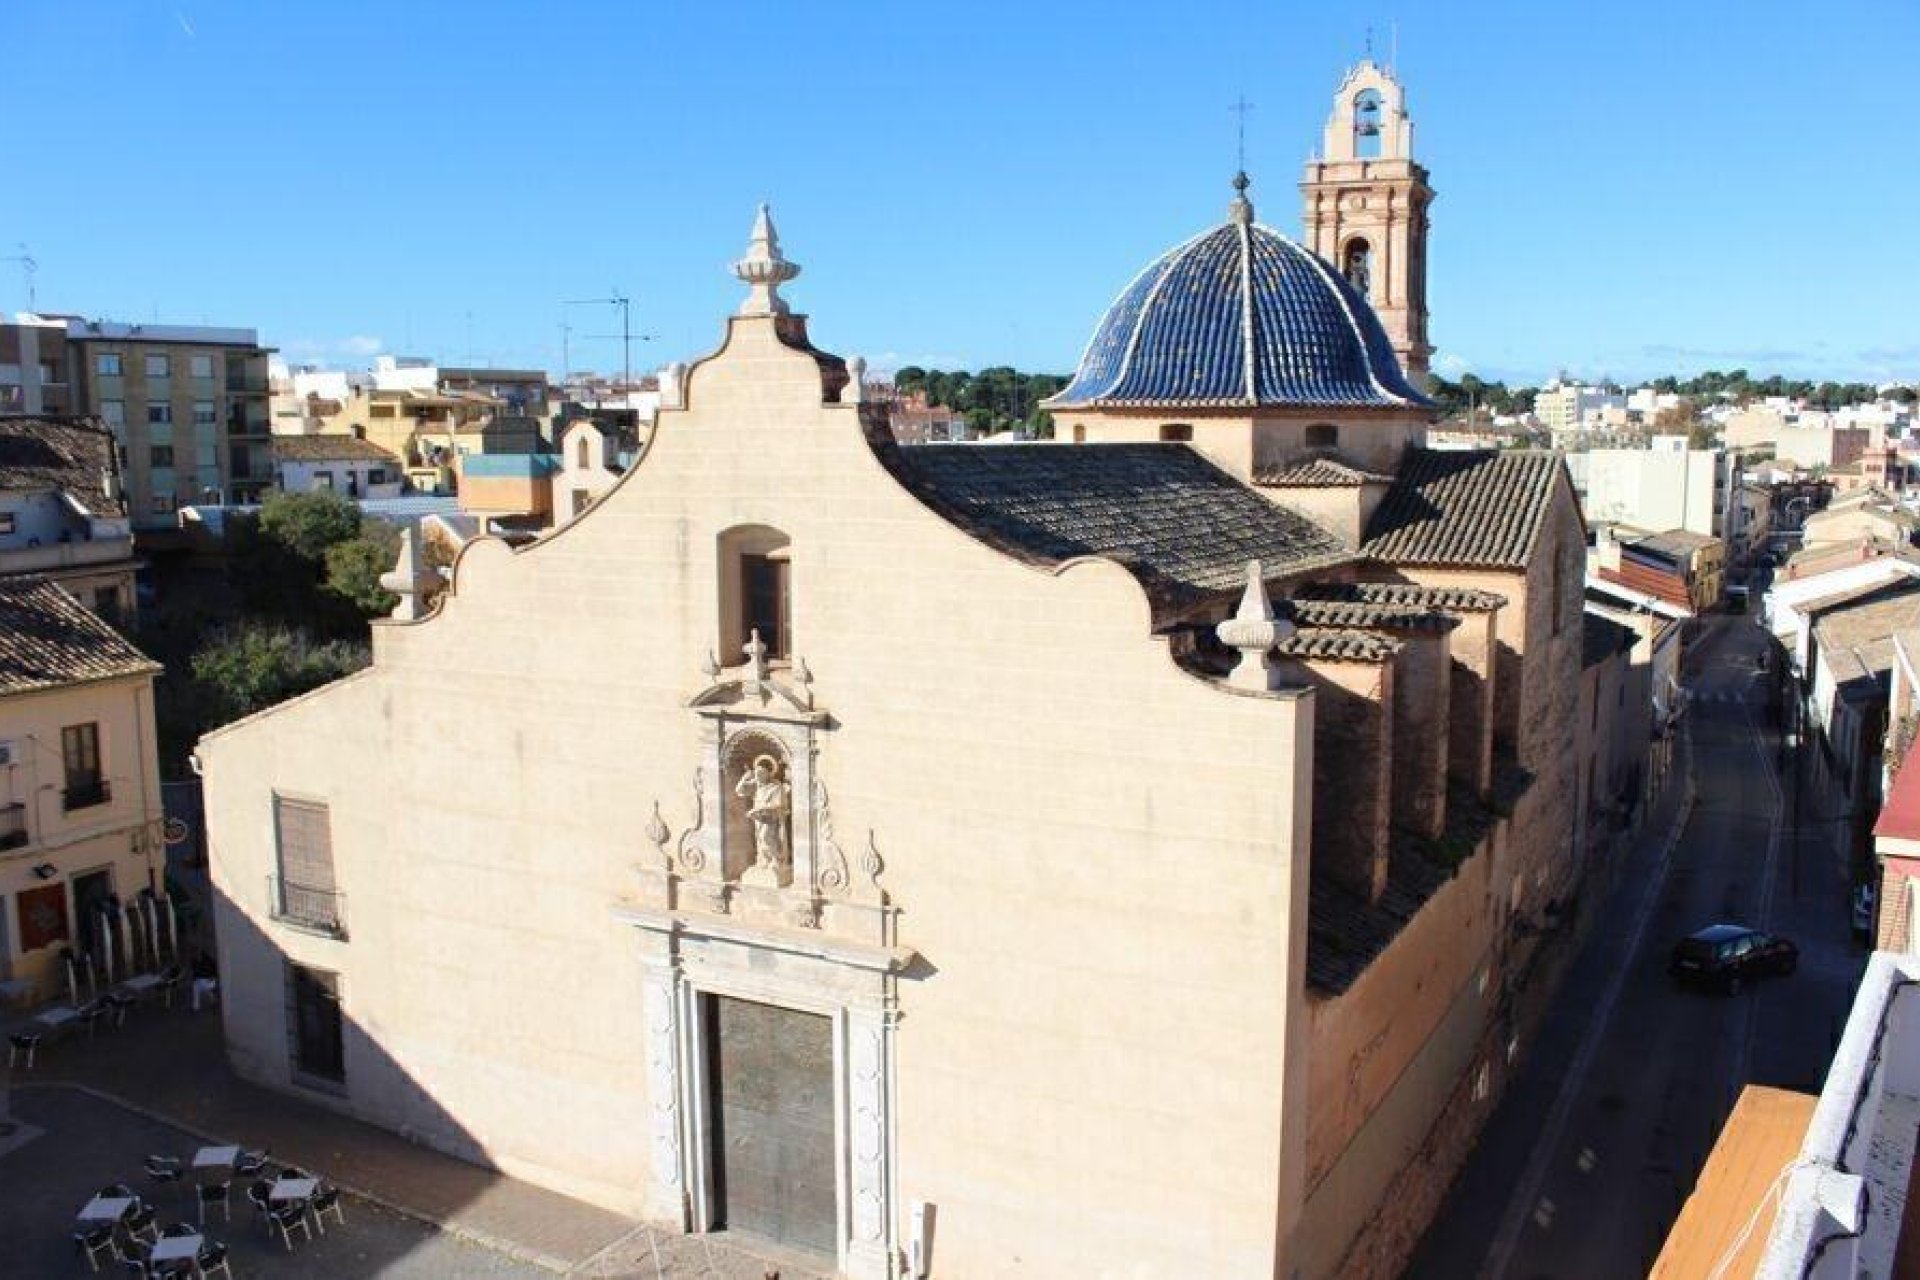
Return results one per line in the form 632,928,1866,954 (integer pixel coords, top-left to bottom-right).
1669,924,1798,993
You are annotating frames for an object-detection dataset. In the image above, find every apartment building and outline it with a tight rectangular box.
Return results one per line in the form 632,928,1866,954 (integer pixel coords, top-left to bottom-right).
62,320,275,527
0,416,138,625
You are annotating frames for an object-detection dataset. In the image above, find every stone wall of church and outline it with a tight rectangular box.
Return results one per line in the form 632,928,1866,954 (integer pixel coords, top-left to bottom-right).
1447,607,1499,797
1390,630,1449,840
1297,821,1505,1277
202,314,1321,1278
1294,656,1393,900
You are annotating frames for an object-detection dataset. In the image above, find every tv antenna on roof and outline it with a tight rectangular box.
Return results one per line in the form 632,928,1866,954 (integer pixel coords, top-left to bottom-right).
565,290,656,391
2,244,37,312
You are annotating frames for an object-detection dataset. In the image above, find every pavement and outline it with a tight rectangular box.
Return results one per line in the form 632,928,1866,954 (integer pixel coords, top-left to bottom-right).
1,997,824,1278
1409,614,1865,1279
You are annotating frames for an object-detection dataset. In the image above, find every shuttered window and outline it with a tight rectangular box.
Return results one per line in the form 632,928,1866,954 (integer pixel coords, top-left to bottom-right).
274,796,336,893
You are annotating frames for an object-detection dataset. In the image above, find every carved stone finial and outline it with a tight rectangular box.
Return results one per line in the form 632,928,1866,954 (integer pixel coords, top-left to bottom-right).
378,526,445,621
645,802,671,861
743,629,770,685
1214,560,1293,691
703,649,722,680
732,203,801,318
1228,170,1254,225
846,355,867,405
795,657,814,709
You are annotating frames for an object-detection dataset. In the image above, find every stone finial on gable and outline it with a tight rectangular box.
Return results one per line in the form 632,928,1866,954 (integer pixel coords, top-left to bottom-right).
846,355,867,405
379,525,445,622
1215,560,1294,691
732,203,801,318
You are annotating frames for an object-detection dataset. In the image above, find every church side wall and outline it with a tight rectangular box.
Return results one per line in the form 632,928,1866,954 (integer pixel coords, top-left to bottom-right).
1297,822,1502,1278
202,321,1316,1278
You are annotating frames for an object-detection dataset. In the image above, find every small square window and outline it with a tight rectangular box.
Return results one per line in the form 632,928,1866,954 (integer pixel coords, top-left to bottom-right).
144,354,170,379
147,403,172,426
99,400,125,428
97,353,123,377
189,354,214,379
0,512,14,535
150,445,174,467
150,494,176,515
192,401,216,427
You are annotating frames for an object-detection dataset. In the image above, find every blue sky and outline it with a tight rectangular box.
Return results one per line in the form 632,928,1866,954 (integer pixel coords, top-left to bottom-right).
4,1,1916,387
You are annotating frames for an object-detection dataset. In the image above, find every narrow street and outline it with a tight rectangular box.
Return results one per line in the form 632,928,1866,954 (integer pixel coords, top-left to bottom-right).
1410,615,1865,1279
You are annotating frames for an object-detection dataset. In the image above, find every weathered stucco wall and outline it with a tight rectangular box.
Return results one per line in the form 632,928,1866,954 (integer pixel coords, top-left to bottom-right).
202,315,1320,1277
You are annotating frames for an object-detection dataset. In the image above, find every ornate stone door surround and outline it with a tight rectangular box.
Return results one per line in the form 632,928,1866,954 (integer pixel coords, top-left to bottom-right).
613,647,911,1280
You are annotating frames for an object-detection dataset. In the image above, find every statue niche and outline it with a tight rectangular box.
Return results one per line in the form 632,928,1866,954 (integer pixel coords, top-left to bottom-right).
725,732,793,888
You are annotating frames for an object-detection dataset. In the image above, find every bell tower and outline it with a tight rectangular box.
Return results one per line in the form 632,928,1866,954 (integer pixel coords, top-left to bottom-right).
1301,60,1433,382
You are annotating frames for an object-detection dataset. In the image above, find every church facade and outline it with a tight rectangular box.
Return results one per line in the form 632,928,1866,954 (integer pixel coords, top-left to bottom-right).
201,64,1606,1280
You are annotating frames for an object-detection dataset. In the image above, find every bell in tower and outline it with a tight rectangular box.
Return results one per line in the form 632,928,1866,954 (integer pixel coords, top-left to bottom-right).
1299,59,1434,383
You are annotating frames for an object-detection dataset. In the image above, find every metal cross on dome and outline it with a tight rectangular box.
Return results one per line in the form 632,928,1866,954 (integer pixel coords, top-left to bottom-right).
1230,95,1255,173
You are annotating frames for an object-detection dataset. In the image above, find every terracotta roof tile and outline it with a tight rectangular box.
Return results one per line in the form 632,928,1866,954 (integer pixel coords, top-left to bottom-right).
1286,598,1460,634
874,442,1355,616
1361,448,1570,569
0,578,160,696
1254,458,1394,488
1297,580,1508,613
272,435,402,464
0,415,125,517
1274,628,1402,662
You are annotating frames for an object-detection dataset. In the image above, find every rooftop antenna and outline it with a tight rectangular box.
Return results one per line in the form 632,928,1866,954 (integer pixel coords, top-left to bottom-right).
1391,20,1399,72
1,244,36,311
566,290,655,393
1365,24,1373,60
559,320,572,384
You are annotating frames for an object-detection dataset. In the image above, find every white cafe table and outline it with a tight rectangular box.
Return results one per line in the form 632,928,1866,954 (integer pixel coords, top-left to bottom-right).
120,974,162,994
192,1145,240,1170
269,1177,318,1203
76,1195,133,1225
149,1234,203,1265
35,1005,77,1028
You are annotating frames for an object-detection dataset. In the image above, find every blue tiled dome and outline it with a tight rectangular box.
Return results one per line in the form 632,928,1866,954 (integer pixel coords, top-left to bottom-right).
1048,208,1429,411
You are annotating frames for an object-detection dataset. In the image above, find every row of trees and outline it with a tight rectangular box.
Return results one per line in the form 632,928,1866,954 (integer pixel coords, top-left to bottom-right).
1426,374,1536,420
1645,370,1907,409
144,490,404,777
891,365,1069,437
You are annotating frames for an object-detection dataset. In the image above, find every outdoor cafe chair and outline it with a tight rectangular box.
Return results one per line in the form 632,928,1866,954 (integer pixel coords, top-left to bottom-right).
96,1183,136,1201
233,1146,270,1176
7,1030,40,1069
245,1179,274,1230
196,1178,231,1224
156,966,184,1008
195,1238,233,1280
269,1201,312,1251
143,1155,184,1186
72,1223,119,1272
123,1202,160,1243
310,1183,346,1232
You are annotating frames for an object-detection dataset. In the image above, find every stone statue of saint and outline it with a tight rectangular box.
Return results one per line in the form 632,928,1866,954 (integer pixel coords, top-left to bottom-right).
1344,244,1371,296
735,754,792,874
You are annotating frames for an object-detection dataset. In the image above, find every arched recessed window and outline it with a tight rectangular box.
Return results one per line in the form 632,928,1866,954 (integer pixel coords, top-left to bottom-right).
1159,423,1193,443
1342,238,1372,296
1354,89,1384,158
718,525,792,662
575,434,589,470
1072,424,1086,443
1305,423,1340,450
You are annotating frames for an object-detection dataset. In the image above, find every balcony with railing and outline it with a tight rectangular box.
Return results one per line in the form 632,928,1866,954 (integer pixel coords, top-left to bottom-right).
0,802,27,850
269,876,347,938
62,778,111,812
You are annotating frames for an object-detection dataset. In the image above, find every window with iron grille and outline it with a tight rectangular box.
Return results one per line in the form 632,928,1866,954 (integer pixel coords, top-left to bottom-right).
273,795,342,933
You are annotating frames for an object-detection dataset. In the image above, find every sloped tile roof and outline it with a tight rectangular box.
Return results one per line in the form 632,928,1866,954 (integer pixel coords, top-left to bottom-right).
272,435,402,464
1254,458,1395,488
1275,628,1402,662
0,578,160,696
0,415,125,517
1287,598,1460,634
1045,219,1432,411
1361,448,1569,569
876,442,1354,616
1297,580,1508,613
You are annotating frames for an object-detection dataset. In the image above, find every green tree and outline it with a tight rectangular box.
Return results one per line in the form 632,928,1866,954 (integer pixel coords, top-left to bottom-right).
188,623,369,727
258,489,361,561
323,519,403,615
